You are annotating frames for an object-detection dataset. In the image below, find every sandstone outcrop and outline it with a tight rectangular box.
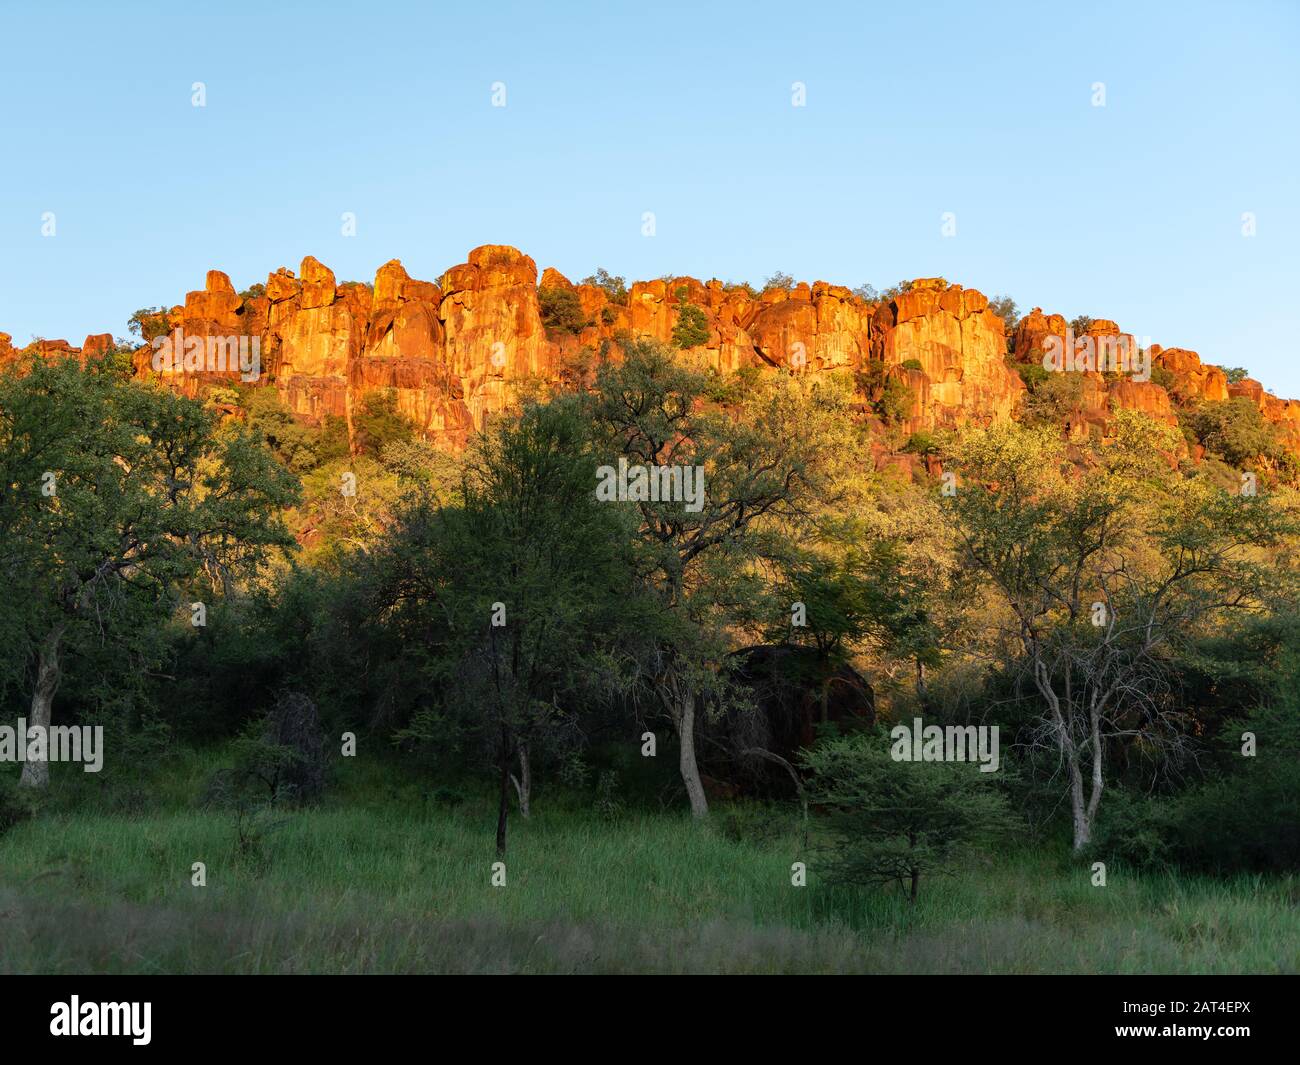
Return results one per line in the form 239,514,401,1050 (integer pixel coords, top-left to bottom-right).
4,245,1297,464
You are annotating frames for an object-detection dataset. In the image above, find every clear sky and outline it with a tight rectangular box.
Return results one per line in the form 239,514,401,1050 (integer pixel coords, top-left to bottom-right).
2,0,1297,395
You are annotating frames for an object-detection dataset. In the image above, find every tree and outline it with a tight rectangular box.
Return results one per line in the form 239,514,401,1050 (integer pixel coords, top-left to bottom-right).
127,307,171,343
352,390,414,459
538,286,589,336
671,298,710,349
585,341,846,816
988,295,1018,334
579,268,628,306
944,414,1295,848
383,398,639,853
1184,397,1281,469
0,355,299,787
802,729,1012,902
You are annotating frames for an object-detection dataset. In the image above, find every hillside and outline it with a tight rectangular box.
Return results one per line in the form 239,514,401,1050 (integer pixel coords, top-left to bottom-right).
2,244,1297,474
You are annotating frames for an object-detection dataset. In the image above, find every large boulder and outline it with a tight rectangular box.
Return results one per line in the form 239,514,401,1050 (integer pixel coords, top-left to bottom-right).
700,643,875,798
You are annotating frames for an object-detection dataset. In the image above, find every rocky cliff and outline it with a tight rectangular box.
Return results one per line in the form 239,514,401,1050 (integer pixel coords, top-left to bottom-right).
4,244,1297,463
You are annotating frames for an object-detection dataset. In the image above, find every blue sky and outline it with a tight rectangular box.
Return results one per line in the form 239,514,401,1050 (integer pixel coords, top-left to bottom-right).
2,0,1297,394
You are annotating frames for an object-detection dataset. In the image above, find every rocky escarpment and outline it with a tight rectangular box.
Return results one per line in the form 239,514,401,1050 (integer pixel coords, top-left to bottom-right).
3,244,1297,463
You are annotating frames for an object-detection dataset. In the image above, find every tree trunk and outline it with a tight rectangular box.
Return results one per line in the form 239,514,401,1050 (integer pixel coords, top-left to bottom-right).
1067,752,1091,850
909,867,920,904
495,728,511,856
510,742,532,819
20,625,65,790
675,690,709,818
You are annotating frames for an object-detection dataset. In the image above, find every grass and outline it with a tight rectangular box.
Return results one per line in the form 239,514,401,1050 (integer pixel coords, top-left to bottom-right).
0,750,1297,973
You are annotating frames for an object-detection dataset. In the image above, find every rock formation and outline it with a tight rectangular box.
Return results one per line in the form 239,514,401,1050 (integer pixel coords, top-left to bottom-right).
4,245,1298,464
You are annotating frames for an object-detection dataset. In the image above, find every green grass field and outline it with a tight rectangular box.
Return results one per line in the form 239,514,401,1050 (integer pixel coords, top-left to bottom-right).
1,751,1297,974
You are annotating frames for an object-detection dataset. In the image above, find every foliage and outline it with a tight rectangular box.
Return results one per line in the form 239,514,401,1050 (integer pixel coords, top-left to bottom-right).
0,357,300,784
857,362,913,425
988,295,1018,333
539,285,589,335
671,301,710,349
353,390,415,459
802,729,1014,901
1183,397,1283,468
580,268,628,305
127,307,171,342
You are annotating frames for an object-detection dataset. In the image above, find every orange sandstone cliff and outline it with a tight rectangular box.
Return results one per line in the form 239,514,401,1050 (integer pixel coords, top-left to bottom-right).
4,243,1297,461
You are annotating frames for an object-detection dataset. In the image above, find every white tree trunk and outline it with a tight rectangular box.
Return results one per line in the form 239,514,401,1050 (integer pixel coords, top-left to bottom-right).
676,691,709,818
20,625,65,789
510,743,532,819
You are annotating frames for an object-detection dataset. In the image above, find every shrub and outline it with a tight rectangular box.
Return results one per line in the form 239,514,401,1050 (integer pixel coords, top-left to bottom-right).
1183,397,1281,468
580,268,628,305
353,391,415,459
858,363,914,425
903,431,937,455
672,303,710,349
988,295,1018,333
127,307,172,343
0,775,36,837
1019,371,1083,425
539,286,589,336
802,729,1014,902
1150,364,1176,391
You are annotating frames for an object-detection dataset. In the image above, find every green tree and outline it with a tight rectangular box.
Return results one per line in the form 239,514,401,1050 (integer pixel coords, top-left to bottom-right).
0,356,299,787
352,391,414,459
944,415,1296,848
586,341,846,816
671,301,710,349
383,398,639,852
580,268,629,305
802,729,1013,902
1184,397,1281,468
538,286,589,335
988,295,1019,333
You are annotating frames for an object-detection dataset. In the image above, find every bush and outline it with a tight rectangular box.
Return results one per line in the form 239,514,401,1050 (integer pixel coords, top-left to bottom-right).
858,363,914,425
539,286,589,335
1093,704,1300,874
353,391,414,459
0,775,36,837
127,307,171,343
1019,371,1083,425
580,268,628,305
1183,397,1281,468
802,729,1014,902
988,295,1018,333
672,303,710,349
903,431,937,455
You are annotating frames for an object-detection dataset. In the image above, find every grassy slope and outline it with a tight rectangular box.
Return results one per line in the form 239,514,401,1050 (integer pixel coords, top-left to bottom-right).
1,751,1297,974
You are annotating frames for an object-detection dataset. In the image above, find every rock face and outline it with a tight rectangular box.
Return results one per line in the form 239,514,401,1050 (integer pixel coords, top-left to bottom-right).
4,245,1299,463
871,279,1023,432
